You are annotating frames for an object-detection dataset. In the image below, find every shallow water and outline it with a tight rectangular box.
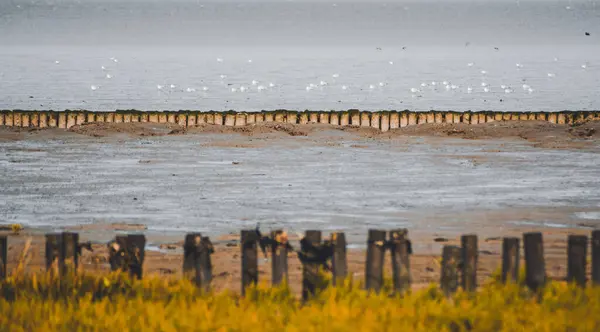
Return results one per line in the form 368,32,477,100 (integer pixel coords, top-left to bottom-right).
1,133,599,243
0,0,599,112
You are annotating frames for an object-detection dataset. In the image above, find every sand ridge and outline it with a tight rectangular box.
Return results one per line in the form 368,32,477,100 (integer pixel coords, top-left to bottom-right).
1,120,599,149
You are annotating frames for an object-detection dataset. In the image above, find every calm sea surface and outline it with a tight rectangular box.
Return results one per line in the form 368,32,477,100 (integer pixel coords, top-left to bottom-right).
0,0,599,112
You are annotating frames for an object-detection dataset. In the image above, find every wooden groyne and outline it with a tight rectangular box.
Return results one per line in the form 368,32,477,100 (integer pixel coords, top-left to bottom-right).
0,110,599,132
1,229,600,295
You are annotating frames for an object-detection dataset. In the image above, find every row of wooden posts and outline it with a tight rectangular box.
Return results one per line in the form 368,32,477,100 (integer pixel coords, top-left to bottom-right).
0,110,599,131
1,230,600,298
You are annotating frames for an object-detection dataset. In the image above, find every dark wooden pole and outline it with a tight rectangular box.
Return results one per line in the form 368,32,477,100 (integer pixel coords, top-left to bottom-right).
109,235,129,272
199,236,213,292
502,237,520,283
302,230,322,300
593,230,600,285
0,236,6,279
440,245,461,296
331,232,347,286
365,229,386,292
61,232,79,273
390,229,411,293
45,233,62,272
241,230,258,295
461,234,478,291
183,233,203,287
127,234,146,279
271,230,288,286
523,232,545,291
567,235,587,287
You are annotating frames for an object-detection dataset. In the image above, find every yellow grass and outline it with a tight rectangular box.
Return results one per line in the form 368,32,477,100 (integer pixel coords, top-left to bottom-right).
1,270,599,331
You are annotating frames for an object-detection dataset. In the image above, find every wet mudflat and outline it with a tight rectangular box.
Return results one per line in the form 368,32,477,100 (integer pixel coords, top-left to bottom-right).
1,122,599,248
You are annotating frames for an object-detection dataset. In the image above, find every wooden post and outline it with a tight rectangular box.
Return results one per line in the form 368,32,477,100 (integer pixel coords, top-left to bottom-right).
299,112,309,124
567,235,587,287
349,110,360,126
390,229,411,293
48,112,57,127
502,237,520,283
45,233,62,272
441,245,461,296
61,232,79,273
241,230,258,295
286,111,297,124
0,236,6,279
109,235,128,272
126,234,145,279
183,233,203,287
331,232,347,285
39,112,47,128
593,230,600,285
198,236,213,290
302,230,322,300
183,234,213,291
461,234,478,291
271,230,289,286
329,112,339,125
365,229,386,292
340,111,349,126
523,232,545,291
359,111,370,127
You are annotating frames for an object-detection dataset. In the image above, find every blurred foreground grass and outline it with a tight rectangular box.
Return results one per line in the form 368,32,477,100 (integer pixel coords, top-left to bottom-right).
1,270,599,331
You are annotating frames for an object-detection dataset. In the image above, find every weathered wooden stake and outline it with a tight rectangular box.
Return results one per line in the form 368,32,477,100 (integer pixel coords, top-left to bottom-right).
109,235,128,272
440,245,461,296
567,235,587,287
302,230,322,300
183,233,208,287
461,234,478,291
241,230,259,295
390,229,411,293
62,232,79,273
127,234,146,279
45,233,62,272
198,236,213,290
0,236,6,279
502,237,520,283
365,229,386,292
593,230,600,285
331,232,347,286
523,232,545,291
271,230,289,286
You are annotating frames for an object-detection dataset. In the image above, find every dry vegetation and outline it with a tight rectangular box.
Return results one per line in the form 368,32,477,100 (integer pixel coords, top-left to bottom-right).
1,266,599,331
